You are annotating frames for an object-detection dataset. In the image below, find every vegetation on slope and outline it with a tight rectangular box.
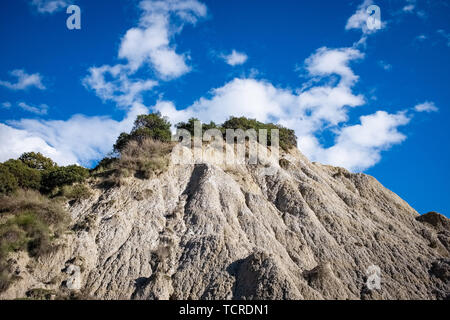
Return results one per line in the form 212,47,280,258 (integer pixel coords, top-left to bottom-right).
0,152,89,292
0,113,298,293
176,116,297,151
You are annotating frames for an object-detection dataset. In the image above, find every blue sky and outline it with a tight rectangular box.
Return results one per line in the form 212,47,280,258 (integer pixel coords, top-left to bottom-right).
0,0,448,216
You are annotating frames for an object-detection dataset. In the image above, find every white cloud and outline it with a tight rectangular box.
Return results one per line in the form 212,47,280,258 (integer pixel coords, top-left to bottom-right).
414,101,438,113
0,69,45,91
0,123,69,163
18,102,49,115
1,104,148,166
415,34,427,41
31,0,69,14
221,50,248,66
306,111,410,171
402,0,416,13
403,5,415,12
304,47,364,86
83,64,158,108
163,78,294,124
84,0,207,108
378,60,392,71
1,102,11,109
153,46,412,172
118,0,207,79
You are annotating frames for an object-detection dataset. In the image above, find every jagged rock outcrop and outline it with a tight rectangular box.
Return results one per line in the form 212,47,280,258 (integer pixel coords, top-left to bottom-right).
1,146,448,300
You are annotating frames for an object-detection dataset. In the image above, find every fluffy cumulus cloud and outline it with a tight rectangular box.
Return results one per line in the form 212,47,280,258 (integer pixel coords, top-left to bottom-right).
0,104,148,166
414,101,438,113
83,64,158,108
119,0,206,78
221,50,248,66
0,69,45,91
304,111,410,171
30,0,69,14
156,78,295,124
153,46,414,171
83,0,207,108
304,47,364,86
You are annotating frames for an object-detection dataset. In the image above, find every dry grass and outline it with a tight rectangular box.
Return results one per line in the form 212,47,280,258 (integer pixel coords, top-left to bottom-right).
95,139,174,187
119,139,173,177
61,184,92,202
0,189,69,292
0,190,68,227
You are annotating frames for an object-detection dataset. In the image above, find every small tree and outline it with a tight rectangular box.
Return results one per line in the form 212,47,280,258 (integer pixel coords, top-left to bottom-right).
114,113,172,152
0,165,18,194
19,152,57,171
113,133,131,153
222,117,297,150
2,160,41,191
41,165,89,193
176,118,219,136
132,113,172,142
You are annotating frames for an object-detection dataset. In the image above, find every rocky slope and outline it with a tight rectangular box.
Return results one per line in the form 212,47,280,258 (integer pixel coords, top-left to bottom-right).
1,146,449,300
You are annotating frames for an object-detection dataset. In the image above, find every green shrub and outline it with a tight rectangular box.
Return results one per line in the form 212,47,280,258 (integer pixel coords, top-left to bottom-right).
118,139,172,178
61,184,92,201
41,165,89,193
0,189,68,229
176,116,297,151
132,113,172,142
0,190,69,292
114,112,172,152
222,116,297,151
2,160,41,190
113,133,131,154
19,152,56,171
0,164,18,195
176,118,219,136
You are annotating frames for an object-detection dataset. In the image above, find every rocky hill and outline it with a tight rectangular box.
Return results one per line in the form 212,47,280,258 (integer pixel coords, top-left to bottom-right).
1,145,448,300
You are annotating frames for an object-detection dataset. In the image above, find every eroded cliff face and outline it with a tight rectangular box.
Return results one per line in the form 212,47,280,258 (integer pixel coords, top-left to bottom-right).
1,147,449,300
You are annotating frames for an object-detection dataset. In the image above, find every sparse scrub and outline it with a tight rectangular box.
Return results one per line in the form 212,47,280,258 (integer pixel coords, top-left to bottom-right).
61,184,92,201
41,165,89,194
175,116,298,151
117,139,173,178
96,139,173,185
2,160,41,191
176,117,219,136
19,152,57,171
114,112,172,153
221,117,297,151
0,190,69,292
0,164,18,195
